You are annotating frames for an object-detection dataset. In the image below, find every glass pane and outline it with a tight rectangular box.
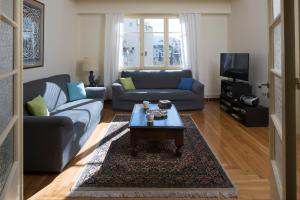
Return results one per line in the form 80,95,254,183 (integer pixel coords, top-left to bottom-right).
273,24,281,72
169,18,181,33
124,18,139,33
0,131,14,195
274,128,282,181
0,76,13,133
169,33,182,66
0,21,14,72
0,0,14,19
144,19,164,32
144,33,164,66
273,0,280,19
122,33,140,67
274,76,282,123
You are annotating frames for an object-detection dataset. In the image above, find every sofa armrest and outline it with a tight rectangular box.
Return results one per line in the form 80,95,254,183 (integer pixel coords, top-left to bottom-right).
24,116,74,147
192,80,204,95
85,87,106,99
23,116,74,172
112,81,125,97
24,116,73,128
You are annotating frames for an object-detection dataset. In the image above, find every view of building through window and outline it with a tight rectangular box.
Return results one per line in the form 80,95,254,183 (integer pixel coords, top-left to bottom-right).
121,17,183,68
121,18,140,67
168,18,182,66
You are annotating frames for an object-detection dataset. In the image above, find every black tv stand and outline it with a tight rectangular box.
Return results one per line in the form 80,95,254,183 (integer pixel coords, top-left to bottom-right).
220,79,268,127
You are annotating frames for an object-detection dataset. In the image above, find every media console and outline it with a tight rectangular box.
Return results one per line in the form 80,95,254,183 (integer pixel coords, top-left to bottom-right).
220,80,268,127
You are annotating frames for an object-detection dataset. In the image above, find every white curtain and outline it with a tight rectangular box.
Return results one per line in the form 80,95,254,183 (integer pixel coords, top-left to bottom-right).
104,13,124,98
179,13,202,80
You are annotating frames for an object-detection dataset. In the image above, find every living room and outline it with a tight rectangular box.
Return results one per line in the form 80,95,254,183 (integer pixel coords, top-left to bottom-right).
1,0,299,199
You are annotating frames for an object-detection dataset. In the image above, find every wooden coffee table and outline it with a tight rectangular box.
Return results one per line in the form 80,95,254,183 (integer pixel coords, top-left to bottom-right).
128,104,184,157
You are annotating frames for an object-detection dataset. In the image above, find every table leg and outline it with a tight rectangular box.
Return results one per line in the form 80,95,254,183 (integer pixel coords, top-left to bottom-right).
176,145,183,157
175,133,184,157
131,131,138,156
131,144,137,156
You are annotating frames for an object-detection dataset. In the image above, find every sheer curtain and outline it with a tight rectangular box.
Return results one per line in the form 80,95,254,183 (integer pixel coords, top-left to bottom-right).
179,13,202,80
104,13,124,98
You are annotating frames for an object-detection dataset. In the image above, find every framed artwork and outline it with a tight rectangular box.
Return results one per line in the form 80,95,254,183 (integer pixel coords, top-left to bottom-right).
23,0,44,69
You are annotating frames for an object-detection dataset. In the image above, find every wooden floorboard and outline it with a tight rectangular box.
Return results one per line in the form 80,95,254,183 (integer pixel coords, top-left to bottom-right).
24,101,270,200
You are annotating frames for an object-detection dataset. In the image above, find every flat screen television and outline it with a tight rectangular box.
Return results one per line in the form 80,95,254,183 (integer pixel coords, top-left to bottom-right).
220,53,249,81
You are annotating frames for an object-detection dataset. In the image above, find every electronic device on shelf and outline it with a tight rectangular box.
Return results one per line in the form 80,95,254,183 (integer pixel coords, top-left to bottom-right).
219,79,268,127
240,95,259,107
221,79,251,101
231,113,241,120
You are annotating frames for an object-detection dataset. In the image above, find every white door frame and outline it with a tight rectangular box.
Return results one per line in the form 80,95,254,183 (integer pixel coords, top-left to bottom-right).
0,0,23,199
268,0,297,199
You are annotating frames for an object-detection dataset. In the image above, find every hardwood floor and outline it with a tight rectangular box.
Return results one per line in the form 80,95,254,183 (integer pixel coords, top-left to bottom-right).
24,101,270,200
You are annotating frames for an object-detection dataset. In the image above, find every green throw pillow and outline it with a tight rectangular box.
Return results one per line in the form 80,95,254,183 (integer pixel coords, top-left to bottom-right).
26,95,49,116
120,77,136,90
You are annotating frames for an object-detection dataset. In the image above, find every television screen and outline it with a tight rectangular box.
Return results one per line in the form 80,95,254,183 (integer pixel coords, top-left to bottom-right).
220,53,249,81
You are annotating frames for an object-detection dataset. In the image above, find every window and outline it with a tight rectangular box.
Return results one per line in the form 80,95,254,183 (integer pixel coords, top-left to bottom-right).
120,16,183,69
121,18,140,67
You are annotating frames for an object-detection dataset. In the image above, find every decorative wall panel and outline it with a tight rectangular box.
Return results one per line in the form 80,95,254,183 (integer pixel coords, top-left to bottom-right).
23,0,44,68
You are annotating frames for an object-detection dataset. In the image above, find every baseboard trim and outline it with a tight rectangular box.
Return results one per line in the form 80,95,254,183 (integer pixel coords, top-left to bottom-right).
205,98,219,102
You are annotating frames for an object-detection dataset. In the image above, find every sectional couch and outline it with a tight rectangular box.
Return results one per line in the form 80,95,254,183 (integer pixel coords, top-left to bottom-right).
112,70,204,111
23,74,106,172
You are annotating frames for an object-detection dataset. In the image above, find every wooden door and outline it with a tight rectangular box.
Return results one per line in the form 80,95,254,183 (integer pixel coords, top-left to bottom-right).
0,0,23,199
268,0,297,199
296,0,300,199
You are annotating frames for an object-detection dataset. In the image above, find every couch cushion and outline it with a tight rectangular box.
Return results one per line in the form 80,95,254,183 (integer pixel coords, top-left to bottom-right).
178,78,193,90
120,77,136,90
120,89,199,101
121,70,192,89
24,74,70,115
67,82,86,101
50,99,103,131
26,95,50,116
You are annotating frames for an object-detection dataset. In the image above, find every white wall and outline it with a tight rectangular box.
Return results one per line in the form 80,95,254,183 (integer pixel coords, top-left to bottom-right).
23,0,78,82
76,0,230,98
228,0,269,106
77,15,105,85
201,15,228,98
23,0,269,102
75,0,231,14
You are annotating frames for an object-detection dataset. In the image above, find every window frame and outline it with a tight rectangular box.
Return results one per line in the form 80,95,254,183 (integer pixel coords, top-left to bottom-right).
121,14,183,70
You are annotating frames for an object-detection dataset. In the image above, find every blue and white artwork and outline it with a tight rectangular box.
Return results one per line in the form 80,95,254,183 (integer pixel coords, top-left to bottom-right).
23,0,44,69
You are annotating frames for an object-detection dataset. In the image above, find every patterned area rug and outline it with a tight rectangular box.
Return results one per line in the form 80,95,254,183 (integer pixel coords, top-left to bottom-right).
70,115,237,198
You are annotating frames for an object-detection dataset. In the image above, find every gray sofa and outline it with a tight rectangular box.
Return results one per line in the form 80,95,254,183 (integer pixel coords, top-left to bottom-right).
23,74,106,172
112,70,204,111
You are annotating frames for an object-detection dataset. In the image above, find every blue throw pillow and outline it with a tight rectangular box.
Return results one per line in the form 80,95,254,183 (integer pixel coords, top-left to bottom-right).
178,78,193,90
67,82,86,101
